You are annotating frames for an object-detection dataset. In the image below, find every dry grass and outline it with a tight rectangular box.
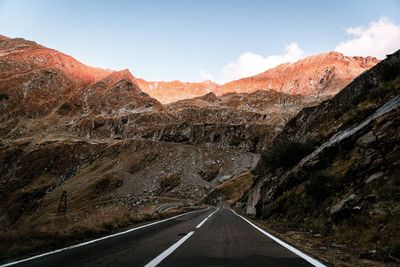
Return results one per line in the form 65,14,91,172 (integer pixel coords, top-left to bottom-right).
254,219,400,267
0,204,182,263
214,172,253,204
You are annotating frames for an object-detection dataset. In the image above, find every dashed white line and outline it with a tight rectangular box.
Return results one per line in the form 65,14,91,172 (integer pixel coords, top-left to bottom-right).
196,217,208,228
230,209,326,267
197,207,219,229
0,209,208,267
208,207,219,218
144,231,195,267
145,207,219,266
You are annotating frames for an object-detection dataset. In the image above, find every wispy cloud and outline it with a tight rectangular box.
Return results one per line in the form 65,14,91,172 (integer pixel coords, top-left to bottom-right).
218,43,304,83
334,17,400,59
199,17,400,83
199,70,214,81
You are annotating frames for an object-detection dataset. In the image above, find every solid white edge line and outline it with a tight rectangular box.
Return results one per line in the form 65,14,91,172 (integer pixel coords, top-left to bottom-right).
144,231,195,267
0,208,208,267
230,209,326,267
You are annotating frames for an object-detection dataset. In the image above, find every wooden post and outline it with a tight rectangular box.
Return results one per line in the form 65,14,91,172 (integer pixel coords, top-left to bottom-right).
57,190,67,214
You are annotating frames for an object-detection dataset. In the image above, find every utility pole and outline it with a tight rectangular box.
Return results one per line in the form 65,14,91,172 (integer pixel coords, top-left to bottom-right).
57,190,67,214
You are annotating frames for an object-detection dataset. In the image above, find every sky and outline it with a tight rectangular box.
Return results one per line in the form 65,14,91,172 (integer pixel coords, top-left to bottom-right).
0,0,400,83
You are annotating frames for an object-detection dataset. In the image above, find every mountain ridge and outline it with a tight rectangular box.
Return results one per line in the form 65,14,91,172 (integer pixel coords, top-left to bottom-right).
0,35,379,105
139,51,379,103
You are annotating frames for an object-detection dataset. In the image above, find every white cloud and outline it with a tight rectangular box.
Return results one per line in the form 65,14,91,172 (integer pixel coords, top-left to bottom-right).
219,42,304,82
197,17,400,84
335,17,400,59
199,70,214,81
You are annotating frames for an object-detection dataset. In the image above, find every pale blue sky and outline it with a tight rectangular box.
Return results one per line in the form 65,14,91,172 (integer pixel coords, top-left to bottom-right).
1,0,399,82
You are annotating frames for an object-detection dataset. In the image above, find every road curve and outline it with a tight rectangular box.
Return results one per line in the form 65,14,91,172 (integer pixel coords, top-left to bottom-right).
3,208,325,267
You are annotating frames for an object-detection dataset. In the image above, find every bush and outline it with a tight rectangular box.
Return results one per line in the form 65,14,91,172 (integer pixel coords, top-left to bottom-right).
306,172,329,204
0,93,9,100
381,63,399,82
255,141,315,175
389,244,400,260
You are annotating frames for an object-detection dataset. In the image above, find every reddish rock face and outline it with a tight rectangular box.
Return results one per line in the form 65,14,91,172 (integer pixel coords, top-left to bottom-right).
137,52,379,104
0,35,379,145
0,36,163,122
216,52,379,97
136,79,219,104
0,35,112,84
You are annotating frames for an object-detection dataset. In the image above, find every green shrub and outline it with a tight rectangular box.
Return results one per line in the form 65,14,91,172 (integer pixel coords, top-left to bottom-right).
0,93,9,100
256,141,315,174
306,172,329,204
390,244,400,260
381,63,399,82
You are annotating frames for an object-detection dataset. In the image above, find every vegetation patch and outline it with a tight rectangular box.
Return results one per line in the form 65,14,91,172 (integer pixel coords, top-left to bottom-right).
158,173,181,195
0,92,9,101
204,172,253,205
305,172,330,205
253,141,315,176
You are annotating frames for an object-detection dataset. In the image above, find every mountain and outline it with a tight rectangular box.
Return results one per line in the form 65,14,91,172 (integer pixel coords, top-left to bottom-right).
136,52,379,104
0,36,164,139
239,50,400,265
137,79,218,104
0,34,390,265
216,52,379,96
0,36,257,260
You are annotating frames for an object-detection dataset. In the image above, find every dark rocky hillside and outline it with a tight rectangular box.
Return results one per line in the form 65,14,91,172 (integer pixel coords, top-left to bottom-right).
242,50,400,266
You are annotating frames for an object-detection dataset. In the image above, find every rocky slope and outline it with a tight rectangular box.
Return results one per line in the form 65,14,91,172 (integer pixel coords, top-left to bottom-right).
0,35,163,141
69,89,320,152
241,50,400,265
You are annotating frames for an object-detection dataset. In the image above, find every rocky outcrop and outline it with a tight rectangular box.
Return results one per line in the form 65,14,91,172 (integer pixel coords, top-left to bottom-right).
71,89,319,152
204,172,254,205
275,51,399,144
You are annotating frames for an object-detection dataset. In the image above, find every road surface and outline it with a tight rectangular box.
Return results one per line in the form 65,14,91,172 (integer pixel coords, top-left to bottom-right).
3,208,325,267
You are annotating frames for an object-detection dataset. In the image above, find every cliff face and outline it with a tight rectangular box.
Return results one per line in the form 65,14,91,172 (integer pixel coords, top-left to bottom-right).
243,50,400,264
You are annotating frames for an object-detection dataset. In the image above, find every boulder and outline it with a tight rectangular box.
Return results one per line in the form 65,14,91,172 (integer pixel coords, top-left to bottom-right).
330,194,360,222
357,131,376,146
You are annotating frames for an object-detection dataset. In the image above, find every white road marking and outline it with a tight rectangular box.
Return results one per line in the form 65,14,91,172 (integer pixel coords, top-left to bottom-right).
0,209,207,267
230,209,327,267
197,207,219,228
207,208,219,218
196,217,208,228
144,231,195,267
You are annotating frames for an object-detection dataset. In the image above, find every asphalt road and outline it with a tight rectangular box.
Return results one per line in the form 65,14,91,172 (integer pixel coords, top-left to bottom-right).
4,208,325,267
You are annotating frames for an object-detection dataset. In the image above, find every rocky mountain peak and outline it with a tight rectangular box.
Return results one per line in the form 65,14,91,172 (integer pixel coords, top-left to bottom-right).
216,51,379,97
136,52,379,104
